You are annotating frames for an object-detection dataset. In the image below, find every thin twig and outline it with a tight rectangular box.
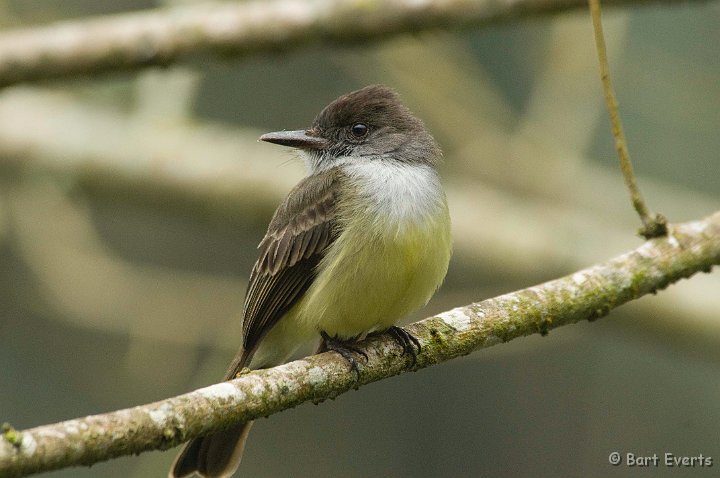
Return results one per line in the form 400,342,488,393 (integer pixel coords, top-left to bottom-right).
588,0,667,238
2,211,719,477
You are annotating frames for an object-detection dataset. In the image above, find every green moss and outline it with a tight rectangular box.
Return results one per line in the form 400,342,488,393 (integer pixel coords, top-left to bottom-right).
537,315,552,336
162,427,176,441
428,327,446,347
489,320,516,342
629,269,648,298
2,422,22,447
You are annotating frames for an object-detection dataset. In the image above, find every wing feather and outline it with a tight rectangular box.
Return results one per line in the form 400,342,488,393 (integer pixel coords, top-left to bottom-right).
232,169,341,374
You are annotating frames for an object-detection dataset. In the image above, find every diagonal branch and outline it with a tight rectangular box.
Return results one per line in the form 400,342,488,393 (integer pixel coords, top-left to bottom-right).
2,211,719,477
0,0,708,88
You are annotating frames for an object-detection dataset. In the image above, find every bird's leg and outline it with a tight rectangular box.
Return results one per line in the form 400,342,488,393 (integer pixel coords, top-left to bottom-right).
318,331,368,377
380,326,422,367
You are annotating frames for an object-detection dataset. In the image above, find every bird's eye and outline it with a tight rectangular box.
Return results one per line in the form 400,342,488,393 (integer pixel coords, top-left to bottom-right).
350,123,368,138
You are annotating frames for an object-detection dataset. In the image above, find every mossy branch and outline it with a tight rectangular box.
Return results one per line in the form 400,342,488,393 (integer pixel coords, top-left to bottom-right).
1,211,719,477
0,0,709,88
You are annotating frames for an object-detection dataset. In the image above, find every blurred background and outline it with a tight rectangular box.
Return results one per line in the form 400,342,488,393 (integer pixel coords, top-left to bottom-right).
0,0,719,477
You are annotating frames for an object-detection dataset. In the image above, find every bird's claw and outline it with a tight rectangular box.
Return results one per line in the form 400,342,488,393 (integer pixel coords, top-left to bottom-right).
386,326,421,367
319,331,368,378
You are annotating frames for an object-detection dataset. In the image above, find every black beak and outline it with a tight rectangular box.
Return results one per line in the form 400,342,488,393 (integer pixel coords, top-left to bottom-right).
259,130,329,150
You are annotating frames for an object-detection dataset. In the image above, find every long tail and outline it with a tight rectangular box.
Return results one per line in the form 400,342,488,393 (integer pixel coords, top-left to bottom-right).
169,421,254,478
169,349,255,478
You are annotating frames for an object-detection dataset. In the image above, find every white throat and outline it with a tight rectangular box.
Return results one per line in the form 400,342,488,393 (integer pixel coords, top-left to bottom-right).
339,156,446,225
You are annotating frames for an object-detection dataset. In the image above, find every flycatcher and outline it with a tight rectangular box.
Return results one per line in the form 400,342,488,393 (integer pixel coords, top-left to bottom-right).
170,85,452,478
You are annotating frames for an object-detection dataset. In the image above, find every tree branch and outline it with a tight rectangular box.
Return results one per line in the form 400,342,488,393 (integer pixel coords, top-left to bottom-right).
2,211,719,477
0,0,706,88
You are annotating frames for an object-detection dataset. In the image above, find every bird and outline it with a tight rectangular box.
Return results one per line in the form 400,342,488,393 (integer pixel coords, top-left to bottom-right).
169,84,452,478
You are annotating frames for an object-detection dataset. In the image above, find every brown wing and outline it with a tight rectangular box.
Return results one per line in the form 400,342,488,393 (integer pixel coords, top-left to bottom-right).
225,169,340,377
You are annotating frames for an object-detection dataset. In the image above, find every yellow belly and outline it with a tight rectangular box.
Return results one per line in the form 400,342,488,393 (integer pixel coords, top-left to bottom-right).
294,204,452,339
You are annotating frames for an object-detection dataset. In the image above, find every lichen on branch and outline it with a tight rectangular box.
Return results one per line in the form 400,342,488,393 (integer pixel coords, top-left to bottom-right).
1,211,719,478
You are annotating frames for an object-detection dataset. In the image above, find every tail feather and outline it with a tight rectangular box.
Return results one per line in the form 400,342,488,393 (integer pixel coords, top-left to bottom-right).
169,336,294,476
169,421,254,478
169,347,255,478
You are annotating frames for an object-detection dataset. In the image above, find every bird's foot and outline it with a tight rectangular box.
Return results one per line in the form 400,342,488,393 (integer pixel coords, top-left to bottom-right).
385,326,422,367
319,331,368,378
